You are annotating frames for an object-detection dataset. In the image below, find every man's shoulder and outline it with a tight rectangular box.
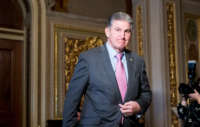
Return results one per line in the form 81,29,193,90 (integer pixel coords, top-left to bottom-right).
80,45,104,57
125,49,144,62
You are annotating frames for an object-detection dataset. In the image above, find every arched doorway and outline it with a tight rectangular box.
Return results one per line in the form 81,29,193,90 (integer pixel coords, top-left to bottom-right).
0,0,26,127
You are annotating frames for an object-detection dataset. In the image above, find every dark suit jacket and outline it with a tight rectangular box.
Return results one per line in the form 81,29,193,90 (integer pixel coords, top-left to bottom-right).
62,44,152,127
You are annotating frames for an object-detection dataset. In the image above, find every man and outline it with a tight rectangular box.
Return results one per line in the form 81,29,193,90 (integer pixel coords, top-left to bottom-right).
62,11,152,127
178,88,200,127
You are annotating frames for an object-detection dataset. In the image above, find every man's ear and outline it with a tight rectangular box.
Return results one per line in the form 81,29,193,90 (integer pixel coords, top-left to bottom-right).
105,27,110,38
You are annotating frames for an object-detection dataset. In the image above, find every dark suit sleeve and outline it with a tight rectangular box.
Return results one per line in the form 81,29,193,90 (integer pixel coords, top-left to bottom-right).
62,54,89,127
135,60,152,114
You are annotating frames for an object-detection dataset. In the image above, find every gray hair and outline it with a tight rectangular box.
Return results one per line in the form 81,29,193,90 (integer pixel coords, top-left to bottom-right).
106,11,134,30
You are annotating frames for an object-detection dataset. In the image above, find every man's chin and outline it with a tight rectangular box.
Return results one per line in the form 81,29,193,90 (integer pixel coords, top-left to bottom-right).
118,47,125,52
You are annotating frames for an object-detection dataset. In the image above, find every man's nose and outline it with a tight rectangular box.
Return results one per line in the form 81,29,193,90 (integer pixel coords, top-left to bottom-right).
120,31,126,38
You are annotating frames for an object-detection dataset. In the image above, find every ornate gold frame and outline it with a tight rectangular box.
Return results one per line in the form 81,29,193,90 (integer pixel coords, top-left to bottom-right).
166,2,180,127
136,5,144,56
53,24,105,119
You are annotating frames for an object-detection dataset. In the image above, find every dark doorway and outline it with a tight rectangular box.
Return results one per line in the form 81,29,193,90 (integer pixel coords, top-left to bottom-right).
0,39,23,127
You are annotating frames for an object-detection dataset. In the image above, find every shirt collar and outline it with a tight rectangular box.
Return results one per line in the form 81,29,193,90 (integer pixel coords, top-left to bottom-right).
106,42,125,58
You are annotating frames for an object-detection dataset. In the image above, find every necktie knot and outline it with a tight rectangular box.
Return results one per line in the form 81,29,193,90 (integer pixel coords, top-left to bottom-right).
116,53,123,61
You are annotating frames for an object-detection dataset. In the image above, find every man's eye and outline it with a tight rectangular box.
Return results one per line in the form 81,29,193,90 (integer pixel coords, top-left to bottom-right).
125,30,131,33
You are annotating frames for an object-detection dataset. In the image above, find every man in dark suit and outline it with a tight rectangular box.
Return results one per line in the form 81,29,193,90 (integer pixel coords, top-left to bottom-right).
62,11,152,127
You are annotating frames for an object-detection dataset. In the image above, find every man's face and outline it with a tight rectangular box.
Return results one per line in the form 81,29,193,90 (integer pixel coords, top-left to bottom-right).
105,20,132,52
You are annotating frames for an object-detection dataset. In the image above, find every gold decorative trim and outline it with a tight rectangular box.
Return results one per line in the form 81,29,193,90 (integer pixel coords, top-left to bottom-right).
64,37,104,90
53,24,105,119
166,2,179,127
135,6,145,124
54,31,59,119
136,5,144,56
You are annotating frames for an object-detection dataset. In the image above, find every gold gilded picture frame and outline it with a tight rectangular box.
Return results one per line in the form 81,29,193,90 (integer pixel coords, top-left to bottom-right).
53,24,105,119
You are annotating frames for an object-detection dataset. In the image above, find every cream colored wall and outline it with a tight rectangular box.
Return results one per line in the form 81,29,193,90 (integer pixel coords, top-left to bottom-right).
28,0,47,127
67,0,126,19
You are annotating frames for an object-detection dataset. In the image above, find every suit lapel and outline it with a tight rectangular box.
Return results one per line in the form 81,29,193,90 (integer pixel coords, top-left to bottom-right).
124,51,136,101
100,45,137,103
100,44,122,102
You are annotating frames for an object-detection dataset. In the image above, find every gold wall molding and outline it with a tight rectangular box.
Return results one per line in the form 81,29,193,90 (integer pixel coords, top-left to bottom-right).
64,37,103,90
135,5,145,124
53,24,105,119
136,5,144,56
54,30,59,119
166,2,180,127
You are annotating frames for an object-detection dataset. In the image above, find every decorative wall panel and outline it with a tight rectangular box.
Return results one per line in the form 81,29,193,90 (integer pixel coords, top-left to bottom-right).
184,14,200,79
136,5,144,56
166,2,180,127
53,24,105,119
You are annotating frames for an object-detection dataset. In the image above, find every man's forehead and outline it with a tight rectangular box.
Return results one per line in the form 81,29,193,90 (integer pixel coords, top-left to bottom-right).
112,19,129,24
111,20,131,29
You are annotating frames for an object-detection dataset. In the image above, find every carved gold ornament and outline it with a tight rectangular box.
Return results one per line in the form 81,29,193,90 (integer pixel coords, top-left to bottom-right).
53,24,104,119
64,37,104,90
136,5,144,56
166,2,180,127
